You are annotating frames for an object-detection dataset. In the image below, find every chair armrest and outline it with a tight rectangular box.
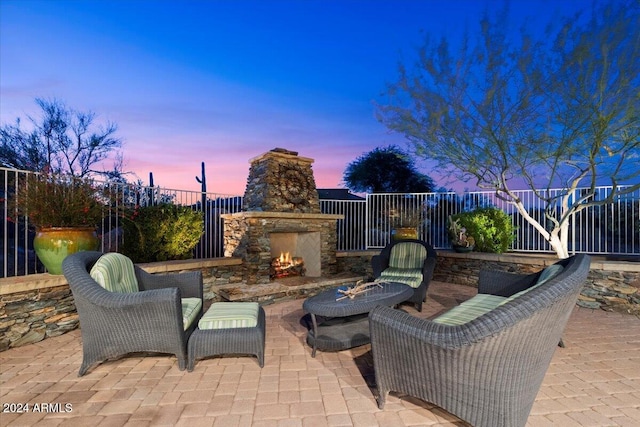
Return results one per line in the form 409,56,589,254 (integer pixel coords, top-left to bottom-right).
136,268,203,299
369,305,486,349
477,270,536,295
76,286,188,344
422,257,436,282
86,285,181,310
371,255,386,278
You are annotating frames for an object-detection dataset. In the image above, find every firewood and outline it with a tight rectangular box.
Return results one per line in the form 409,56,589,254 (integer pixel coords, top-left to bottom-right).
335,280,383,301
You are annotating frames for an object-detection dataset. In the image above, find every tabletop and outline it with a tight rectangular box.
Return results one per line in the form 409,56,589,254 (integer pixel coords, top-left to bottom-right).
302,282,413,318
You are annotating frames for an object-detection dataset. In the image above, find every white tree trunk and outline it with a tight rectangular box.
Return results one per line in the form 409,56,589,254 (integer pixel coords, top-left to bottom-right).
512,199,569,259
548,229,570,259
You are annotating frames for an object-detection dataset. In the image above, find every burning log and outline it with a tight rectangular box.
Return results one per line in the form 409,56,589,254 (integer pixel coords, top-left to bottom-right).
270,252,306,279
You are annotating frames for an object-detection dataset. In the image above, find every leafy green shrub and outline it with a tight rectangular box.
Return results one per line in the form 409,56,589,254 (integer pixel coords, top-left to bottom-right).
450,207,515,253
121,204,204,263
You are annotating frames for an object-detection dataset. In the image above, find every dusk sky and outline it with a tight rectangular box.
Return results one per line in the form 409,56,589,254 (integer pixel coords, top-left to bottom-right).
1,0,591,195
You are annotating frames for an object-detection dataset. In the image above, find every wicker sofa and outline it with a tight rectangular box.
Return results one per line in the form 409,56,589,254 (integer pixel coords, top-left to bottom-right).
369,254,591,427
62,251,204,376
371,239,437,312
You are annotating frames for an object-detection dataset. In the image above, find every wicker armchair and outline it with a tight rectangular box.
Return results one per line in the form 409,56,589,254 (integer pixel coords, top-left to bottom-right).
62,251,203,376
369,254,591,427
371,239,437,311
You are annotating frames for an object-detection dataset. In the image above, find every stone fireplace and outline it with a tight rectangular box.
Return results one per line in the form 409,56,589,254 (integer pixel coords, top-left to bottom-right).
221,148,343,285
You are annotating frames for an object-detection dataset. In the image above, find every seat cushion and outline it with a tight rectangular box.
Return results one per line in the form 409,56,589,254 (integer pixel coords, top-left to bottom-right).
199,302,259,330
182,298,203,331
388,242,428,269
89,253,138,293
433,294,507,325
375,267,423,288
433,263,566,325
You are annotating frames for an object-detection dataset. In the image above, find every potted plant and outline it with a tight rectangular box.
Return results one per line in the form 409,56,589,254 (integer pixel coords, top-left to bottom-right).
448,216,475,252
13,171,105,274
390,208,421,241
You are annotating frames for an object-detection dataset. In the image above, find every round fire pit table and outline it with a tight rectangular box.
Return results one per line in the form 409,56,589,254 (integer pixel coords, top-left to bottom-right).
302,282,413,357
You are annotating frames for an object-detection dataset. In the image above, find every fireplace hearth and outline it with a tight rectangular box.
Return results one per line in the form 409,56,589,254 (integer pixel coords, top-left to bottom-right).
222,148,343,285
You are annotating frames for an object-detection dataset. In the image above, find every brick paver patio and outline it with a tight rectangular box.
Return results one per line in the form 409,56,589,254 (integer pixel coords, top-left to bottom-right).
1,281,639,426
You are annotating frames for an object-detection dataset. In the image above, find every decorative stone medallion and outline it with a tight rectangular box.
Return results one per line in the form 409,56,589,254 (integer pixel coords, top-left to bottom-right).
242,148,321,213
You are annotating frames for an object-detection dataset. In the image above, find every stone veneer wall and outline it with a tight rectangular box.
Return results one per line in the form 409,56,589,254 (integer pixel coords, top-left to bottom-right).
336,251,375,278
2,251,638,350
1,285,78,350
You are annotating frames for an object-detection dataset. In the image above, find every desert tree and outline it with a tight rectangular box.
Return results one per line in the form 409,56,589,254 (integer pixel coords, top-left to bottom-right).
343,145,436,193
377,1,640,258
344,145,436,244
0,97,123,177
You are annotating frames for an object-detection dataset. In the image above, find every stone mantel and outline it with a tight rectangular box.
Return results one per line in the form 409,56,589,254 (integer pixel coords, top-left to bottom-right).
221,212,343,221
248,150,315,165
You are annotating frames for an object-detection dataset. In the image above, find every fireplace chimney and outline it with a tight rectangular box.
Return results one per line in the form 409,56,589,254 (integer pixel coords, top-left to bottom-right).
243,147,321,213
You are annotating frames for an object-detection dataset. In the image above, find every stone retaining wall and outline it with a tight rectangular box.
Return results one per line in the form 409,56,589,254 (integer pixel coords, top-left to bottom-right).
338,251,639,315
199,264,245,302
1,285,78,351
1,251,638,351
336,251,373,277
0,258,244,351
435,252,640,315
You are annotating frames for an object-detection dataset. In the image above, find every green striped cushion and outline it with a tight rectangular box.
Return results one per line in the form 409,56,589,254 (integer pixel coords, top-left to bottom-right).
199,302,259,330
182,298,202,331
500,264,565,305
375,267,423,288
389,242,428,269
433,294,507,325
90,253,139,293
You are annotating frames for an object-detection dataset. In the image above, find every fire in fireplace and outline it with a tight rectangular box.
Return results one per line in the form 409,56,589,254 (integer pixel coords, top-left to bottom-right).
271,252,306,279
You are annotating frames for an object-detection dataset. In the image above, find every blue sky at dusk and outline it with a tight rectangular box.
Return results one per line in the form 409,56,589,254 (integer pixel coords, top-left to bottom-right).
1,0,591,195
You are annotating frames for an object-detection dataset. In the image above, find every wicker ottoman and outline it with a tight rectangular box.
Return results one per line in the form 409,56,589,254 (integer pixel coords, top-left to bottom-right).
187,302,266,371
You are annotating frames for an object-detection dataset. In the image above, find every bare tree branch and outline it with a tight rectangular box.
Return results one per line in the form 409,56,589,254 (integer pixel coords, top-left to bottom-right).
0,98,124,178
377,0,640,258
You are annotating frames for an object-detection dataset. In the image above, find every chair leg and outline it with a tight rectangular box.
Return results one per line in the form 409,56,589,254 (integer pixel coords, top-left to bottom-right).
257,353,264,368
376,391,387,409
177,354,187,370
